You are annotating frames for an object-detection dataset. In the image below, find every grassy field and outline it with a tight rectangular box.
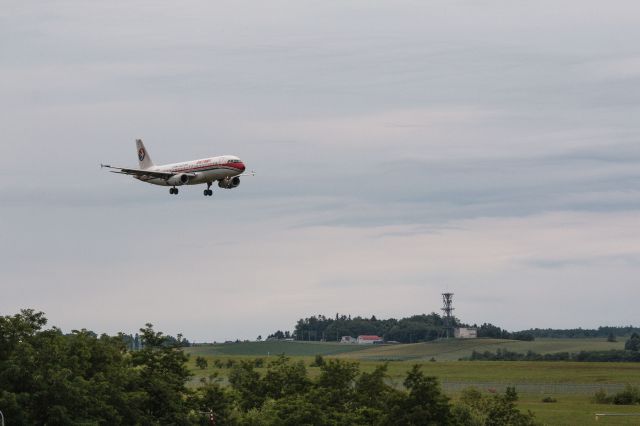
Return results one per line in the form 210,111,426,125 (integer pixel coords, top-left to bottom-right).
187,337,626,361
338,337,627,361
517,395,640,426
184,339,640,424
185,338,640,385
187,340,371,357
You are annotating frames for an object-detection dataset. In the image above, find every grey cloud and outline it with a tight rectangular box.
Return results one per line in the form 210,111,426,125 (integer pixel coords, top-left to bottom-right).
2,0,640,339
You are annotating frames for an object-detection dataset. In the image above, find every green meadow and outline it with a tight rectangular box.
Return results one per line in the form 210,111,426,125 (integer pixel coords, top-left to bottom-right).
187,337,627,361
185,339,640,425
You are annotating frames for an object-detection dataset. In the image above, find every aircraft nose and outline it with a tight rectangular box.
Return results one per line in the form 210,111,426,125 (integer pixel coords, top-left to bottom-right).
239,162,246,172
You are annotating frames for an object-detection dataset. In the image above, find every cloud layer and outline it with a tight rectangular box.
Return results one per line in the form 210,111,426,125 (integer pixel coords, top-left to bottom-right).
1,0,639,340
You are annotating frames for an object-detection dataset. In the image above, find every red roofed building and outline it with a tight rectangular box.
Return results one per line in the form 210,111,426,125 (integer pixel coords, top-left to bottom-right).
357,335,383,344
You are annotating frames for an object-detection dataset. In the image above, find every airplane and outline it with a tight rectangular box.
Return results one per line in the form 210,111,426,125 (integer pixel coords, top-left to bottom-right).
101,139,252,196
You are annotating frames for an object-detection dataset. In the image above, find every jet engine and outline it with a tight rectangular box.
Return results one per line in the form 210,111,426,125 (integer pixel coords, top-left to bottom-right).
166,173,190,186
218,176,240,189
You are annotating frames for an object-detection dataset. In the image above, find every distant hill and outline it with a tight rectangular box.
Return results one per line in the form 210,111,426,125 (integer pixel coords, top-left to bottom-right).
186,337,626,361
337,338,627,361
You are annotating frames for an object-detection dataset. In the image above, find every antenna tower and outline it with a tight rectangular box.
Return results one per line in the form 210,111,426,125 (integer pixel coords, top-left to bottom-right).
441,292,455,338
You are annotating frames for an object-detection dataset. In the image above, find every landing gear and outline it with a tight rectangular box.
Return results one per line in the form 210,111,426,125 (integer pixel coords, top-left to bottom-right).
170,187,179,195
204,182,213,196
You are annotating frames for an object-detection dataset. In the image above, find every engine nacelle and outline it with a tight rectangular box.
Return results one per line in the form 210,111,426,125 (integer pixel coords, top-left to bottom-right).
166,173,190,186
218,176,240,189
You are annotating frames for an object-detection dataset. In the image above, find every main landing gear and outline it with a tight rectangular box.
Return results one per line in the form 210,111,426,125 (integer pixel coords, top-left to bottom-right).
169,187,179,195
203,182,213,196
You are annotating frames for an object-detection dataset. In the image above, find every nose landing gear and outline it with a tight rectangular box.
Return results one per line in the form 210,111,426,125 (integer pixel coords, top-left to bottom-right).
170,187,179,195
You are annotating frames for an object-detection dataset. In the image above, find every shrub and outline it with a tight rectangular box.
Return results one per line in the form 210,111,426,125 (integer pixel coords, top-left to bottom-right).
613,385,640,405
195,356,208,370
311,354,325,367
593,389,612,404
541,396,557,403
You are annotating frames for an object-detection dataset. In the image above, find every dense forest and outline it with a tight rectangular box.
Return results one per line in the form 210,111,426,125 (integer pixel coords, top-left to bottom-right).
0,309,538,425
269,313,639,344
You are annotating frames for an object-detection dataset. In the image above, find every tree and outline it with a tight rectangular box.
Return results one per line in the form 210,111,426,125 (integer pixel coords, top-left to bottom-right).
355,364,396,409
251,395,328,426
484,389,537,426
191,375,234,425
625,333,640,351
607,332,617,342
130,323,193,424
262,355,311,400
384,365,452,425
0,311,199,425
229,360,264,410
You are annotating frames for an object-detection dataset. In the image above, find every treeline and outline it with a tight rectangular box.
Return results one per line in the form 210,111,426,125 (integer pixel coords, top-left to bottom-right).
289,313,457,343
0,309,538,425
466,334,640,362
274,314,640,344
274,313,532,343
467,349,640,362
475,323,535,341
521,326,640,339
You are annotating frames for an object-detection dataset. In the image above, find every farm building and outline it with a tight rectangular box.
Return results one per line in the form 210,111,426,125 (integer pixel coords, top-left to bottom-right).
340,336,356,344
357,335,383,344
454,327,477,339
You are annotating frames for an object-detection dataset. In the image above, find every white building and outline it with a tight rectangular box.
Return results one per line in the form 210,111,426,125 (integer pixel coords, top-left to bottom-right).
454,328,477,339
340,336,356,344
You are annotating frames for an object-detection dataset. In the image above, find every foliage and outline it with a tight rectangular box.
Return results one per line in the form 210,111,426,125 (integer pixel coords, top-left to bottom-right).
523,326,640,339
625,332,640,351
592,385,640,405
466,348,640,362
0,309,541,425
476,323,512,339
196,356,208,369
0,310,194,425
290,312,461,343
454,386,538,426
592,388,611,404
311,354,325,367
384,364,453,425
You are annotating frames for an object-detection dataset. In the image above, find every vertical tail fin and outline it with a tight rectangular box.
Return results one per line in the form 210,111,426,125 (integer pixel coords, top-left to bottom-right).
136,139,155,169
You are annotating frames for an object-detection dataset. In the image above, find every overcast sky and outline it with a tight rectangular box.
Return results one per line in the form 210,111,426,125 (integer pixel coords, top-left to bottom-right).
1,1,639,341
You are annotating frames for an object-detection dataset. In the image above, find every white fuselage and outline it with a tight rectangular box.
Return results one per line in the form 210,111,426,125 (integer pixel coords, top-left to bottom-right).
138,155,246,186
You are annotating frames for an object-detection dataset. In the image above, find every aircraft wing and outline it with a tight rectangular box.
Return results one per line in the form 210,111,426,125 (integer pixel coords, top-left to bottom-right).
101,164,177,180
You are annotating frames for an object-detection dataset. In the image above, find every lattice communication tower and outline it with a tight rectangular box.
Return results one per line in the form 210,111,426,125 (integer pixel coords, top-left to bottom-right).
441,292,455,338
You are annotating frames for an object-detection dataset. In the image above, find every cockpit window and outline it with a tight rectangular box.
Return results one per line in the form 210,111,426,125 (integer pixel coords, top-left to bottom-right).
227,159,241,163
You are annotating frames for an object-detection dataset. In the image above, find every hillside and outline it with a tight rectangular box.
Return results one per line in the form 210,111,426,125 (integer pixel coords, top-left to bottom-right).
186,337,626,361
186,340,372,357
336,338,626,361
